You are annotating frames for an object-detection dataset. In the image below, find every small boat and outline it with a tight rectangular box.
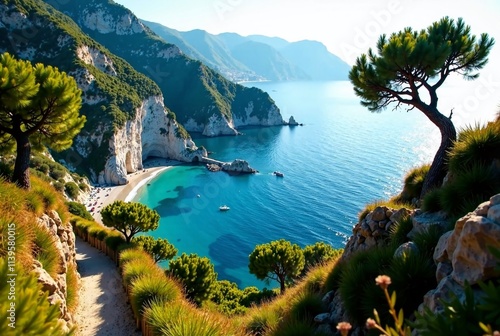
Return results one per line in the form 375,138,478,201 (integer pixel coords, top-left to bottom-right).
219,205,230,211
273,171,284,177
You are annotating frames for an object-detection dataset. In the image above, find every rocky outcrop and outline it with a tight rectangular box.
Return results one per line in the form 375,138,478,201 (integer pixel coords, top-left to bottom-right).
343,206,412,259
288,115,299,126
222,159,257,174
421,194,500,313
93,96,206,185
36,210,78,332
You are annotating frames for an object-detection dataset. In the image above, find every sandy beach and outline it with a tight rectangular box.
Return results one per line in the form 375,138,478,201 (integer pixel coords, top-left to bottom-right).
85,158,180,223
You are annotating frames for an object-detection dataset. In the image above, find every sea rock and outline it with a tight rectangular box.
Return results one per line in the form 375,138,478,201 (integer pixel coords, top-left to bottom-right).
221,159,257,174
288,115,299,126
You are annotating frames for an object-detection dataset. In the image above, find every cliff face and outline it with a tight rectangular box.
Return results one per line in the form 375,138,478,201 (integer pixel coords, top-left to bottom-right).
0,0,205,185
96,96,206,185
52,0,285,136
36,210,77,332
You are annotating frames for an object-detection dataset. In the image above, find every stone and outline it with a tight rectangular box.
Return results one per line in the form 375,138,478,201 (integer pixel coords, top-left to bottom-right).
221,159,256,174
408,211,448,240
34,267,59,295
474,201,491,216
322,290,335,305
487,204,500,224
288,115,299,126
420,275,463,314
389,208,410,224
368,220,378,232
385,209,394,218
433,230,453,263
436,262,453,283
451,215,500,285
314,313,331,323
490,193,500,206
371,206,388,221
394,242,419,259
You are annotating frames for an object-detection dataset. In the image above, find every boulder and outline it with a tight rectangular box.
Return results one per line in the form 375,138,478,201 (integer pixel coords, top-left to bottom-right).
394,242,419,259
408,211,448,239
288,115,299,126
371,206,388,221
221,159,256,174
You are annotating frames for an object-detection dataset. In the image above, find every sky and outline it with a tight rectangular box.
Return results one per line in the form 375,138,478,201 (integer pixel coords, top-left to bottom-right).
113,0,500,121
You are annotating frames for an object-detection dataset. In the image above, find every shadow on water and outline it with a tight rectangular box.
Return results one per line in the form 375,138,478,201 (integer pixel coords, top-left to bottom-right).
208,234,255,288
154,184,205,217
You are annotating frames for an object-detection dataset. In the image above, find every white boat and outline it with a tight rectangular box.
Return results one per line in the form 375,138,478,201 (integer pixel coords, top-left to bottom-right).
219,205,230,211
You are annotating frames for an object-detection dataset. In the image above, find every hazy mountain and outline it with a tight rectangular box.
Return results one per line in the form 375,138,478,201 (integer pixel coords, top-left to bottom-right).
280,40,350,80
143,21,350,81
48,0,284,136
231,41,309,81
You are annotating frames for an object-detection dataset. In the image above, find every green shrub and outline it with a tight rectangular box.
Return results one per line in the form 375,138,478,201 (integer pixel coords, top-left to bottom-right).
412,225,445,259
388,215,413,248
0,260,70,335
66,201,93,220
246,308,280,335
25,192,45,216
302,242,341,271
413,279,500,335
398,164,430,202
32,224,62,278
323,258,346,292
78,182,89,192
439,163,500,217
38,164,50,174
66,261,79,313
104,233,126,250
288,289,324,321
339,246,394,325
64,182,80,199
130,274,180,318
448,123,500,173
240,287,277,307
49,169,66,180
421,188,443,213
32,185,58,210
144,300,230,336
119,248,152,267
53,181,64,192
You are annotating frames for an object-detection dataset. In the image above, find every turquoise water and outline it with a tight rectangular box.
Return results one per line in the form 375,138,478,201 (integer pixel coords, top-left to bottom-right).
135,81,439,289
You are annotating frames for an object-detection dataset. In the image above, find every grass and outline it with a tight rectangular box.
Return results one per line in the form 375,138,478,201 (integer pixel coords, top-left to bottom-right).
32,223,62,279
396,164,431,203
388,214,414,248
448,123,500,173
358,199,413,221
122,255,163,288
66,261,80,313
130,273,182,318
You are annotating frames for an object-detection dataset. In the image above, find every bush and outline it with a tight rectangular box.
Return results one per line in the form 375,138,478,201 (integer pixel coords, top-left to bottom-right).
303,242,342,271
388,215,413,248
288,289,324,321
323,258,346,292
245,307,281,335
448,123,500,173
421,188,442,213
66,262,79,313
339,246,394,325
38,164,50,174
49,168,66,180
397,164,430,202
130,274,181,318
66,201,93,220
64,182,80,199
53,181,64,192
32,224,62,278
0,260,69,335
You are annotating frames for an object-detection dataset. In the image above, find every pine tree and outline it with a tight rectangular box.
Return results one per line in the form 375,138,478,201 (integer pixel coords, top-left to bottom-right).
349,17,494,197
0,52,85,189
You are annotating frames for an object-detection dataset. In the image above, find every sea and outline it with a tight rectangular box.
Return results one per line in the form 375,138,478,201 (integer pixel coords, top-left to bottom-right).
133,80,493,290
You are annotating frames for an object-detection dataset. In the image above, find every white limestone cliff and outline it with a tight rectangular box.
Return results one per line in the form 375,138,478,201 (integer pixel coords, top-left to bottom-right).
97,96,206,185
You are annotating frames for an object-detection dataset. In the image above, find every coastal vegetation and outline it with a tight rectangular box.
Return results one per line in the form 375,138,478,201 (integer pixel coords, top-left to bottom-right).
101,200,160,243
132,236,177,263
0,52,86,189
349,17,495,198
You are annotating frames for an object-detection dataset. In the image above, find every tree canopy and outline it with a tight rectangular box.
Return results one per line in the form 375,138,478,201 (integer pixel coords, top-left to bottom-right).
132,236,177,263
168,253,217,305
101,201,160,243
349,17,494,197
0,52,85,189
248,239,305,294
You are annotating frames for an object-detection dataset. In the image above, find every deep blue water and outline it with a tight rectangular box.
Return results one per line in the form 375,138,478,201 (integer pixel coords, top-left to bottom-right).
135,81,439,289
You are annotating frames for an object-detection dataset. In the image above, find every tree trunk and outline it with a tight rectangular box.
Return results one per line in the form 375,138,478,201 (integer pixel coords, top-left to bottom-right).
12,133,31,190
419,110,457,198
278,274,286,294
